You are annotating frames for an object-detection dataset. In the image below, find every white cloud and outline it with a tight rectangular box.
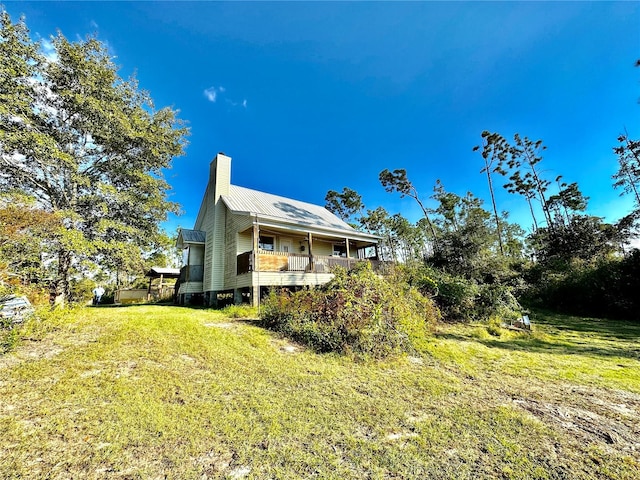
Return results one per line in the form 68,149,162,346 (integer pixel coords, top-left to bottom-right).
90,20,99,30
204,86,246,108
204,86,223,102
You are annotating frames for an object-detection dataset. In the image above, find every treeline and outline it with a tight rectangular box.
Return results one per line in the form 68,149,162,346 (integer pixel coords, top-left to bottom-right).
325,128,640,322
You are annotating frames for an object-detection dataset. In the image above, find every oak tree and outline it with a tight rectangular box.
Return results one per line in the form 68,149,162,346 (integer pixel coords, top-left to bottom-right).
0,12,188,304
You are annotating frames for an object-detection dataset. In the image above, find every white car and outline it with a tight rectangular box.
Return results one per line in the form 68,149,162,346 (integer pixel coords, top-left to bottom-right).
0,295,34,323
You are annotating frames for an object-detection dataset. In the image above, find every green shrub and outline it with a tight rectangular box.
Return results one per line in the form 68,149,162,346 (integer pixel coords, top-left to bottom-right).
486,315,504,337
523,250,640,321
221,304,257,318
1,303,74,355
403,264,522,323
69,278,96,304
260,262,439,358
0,316,20,354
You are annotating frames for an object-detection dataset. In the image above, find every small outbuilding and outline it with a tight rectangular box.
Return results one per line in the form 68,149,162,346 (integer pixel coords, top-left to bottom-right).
114,267,180,304
145,267,180,301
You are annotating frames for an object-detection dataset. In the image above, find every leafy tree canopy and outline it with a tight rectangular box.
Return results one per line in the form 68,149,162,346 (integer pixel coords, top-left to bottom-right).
0,11,188,304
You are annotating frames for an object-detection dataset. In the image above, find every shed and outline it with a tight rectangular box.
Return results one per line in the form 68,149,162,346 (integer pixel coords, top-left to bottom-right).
146,267,180,301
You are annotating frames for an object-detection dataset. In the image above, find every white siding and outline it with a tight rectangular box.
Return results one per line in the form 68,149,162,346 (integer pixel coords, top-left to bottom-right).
210,202,226,290
189,245,204,265
253,271,335,288
311,239,333,257
197,154,232,294
178,282,204,295
237,230,253,253
224,213,253,288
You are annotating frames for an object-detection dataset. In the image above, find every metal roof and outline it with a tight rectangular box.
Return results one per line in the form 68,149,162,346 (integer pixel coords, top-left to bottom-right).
179,229,206,243
222,185,376,239
146,267,181,278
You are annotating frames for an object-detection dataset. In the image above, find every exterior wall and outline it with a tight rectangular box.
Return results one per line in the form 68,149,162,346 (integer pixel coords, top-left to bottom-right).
188,244,204,265
188,152,377,304
251,271,334,288
178,281,204,295
196,154,231,295
314,238,359,259
311,239,333,257
196,184,215,292
237,229,253,253
224,213,253,289
234,272,254,289
115,289,148,304
210,202,227,291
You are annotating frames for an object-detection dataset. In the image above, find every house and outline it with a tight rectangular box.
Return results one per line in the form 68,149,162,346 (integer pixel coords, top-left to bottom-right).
175,153,380,307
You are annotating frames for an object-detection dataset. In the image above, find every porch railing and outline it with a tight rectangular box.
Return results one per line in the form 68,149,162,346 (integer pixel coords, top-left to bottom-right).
237,249,382,274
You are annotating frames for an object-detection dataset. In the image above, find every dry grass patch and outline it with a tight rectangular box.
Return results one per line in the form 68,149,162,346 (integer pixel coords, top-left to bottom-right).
0,306,638,479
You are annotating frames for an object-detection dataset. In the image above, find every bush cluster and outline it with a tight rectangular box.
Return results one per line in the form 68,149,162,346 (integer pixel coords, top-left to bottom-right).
405,264,523,323
524,250,640,321
260,262,439,358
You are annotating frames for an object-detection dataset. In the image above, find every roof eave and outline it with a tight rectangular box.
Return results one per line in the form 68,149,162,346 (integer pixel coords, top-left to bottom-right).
231,210,380,242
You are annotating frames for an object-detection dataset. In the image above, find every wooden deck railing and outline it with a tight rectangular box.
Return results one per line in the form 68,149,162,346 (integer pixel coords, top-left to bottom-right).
236,250,383,274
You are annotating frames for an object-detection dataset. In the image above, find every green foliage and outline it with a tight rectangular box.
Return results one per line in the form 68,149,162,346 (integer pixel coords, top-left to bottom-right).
0,11,188,305
379,168,438,241
524,250,640,321
0,302,73,354
220,304,257,319
324,187,365,227
404,264,523,323
0,316,20,354
422,269,479,322
612,132,640,212
260,262,439,357
0,192,62,284
486,315,506,337
69,277,96,304
529,215,620,267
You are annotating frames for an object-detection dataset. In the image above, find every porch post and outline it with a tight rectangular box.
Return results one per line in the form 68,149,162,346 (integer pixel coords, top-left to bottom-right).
252,218,260,308
345,237,351,270
147,277,152,301
252,222,260,272
251,286,260,307
307,232,314,272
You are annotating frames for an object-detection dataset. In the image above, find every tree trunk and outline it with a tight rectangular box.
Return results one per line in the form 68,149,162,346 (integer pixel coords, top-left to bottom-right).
624,166,640,206
526,196,539,232
485,164,504,255
50,249,71,307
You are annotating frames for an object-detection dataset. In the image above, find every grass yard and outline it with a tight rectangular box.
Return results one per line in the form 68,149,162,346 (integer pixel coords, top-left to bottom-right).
0,306,638,479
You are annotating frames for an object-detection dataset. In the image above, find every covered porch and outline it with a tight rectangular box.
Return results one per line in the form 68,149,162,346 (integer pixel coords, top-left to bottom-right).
237,249,383,274
236,222,379,276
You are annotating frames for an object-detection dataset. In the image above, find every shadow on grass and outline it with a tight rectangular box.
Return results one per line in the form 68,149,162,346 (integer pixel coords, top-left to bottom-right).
435,329,640,362
90,302,208,309
532,310,640,340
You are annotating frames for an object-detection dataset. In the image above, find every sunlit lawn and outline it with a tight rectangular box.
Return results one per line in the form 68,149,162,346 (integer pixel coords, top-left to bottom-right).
0,305,638,479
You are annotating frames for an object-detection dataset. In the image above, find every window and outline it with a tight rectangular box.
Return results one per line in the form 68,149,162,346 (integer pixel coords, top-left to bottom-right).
259,235,275,251
332,244,347,257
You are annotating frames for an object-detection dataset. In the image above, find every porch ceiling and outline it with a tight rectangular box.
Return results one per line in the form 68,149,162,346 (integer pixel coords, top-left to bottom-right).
240,224,376,247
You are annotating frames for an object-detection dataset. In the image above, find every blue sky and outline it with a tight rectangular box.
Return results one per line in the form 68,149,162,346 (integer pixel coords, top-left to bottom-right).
5,1,640,235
